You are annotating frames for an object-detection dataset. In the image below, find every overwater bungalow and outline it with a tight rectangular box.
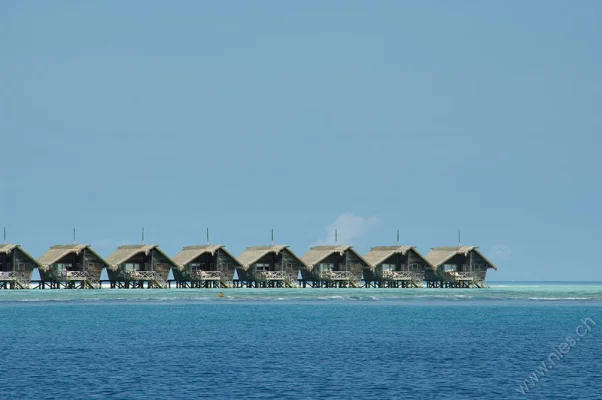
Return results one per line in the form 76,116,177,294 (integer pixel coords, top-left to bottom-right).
105,244,177,289
172,245,242,288
363,246,436,288
37,244,109,289
300,246,368,288
424,246,498,288
0,244,40,289
236,245,304,288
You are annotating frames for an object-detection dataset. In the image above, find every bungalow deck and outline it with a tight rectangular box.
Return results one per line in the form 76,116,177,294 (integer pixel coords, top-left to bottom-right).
363,246,434,288
36,244,108,289
235,245,303,288
105,244,176,289
424,246,497,288
0,244,39,289
172,245,241,288
300,246,367,288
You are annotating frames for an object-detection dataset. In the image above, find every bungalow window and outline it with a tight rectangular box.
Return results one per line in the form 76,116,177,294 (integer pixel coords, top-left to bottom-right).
190,263,204,271
443,264,457,272
123,263,138,272
318,263,333,272
411,263,422,271
254,263,270,272
381,264,395,272
55,263,72,272
474,264,486,271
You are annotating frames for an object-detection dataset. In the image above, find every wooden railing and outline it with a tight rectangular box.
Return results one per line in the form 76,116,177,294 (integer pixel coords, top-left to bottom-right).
58,271,92,280
318,270,355,281
256,271,289,281
56,270,100,288
0,271,30,289
447,271,475,281
382,270,413,280
124,271,167,288
190,270,223,281
0,271,19,280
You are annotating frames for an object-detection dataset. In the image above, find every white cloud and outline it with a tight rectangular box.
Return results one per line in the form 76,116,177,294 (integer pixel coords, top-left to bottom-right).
487,244,512,261
315,212,381,246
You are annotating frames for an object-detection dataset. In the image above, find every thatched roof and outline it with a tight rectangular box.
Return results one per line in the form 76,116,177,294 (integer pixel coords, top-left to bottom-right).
105,244,177,270
301,246,370,271
172,245,241,271
363,246,414,268
0,244,19,254
0,244,40,267
37,244,108,271
425,246,498,270
237,245,305,270
363,245,435,271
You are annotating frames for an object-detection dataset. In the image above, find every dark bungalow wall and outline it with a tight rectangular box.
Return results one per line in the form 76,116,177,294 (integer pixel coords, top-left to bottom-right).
302,251,365,281
235,266,254,282
406,250,436,281
281,250,302,282
111,249,173,281
174,249,240,282
364,253,407,282
40,249,106,282
243,250,301,282
434,251,492,281
83,250,106,279
0,248,37,278
148,249,172,280
364,250,432,282
468,251,492,282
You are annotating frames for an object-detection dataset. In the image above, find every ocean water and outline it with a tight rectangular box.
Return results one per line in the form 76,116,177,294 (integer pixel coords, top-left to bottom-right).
1,283,601,399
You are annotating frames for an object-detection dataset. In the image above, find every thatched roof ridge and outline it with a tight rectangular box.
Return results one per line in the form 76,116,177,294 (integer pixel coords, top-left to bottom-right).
363,246,414,268
301,245,370,271
105,244,177,271
0,244,41,267
37,244,108,270
425,246,498,270
237,245,305,270
0,244,18,254
363,245,436,272
172,245,241,271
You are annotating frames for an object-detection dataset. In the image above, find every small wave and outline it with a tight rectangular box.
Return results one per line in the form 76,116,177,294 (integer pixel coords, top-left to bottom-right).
316,296,344,301
527,297,593,301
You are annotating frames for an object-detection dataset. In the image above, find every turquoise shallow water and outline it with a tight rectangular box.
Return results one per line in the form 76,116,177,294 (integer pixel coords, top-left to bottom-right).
2,282,602,304
1,283,601,399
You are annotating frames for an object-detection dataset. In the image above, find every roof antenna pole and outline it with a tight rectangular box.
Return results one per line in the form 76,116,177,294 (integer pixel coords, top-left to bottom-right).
271,229,274,246
397,229,400,246
206,228,209,245
458,230,461,248
3,227,6,244
73,227,76,245
335,229,338,246
142,228,145,245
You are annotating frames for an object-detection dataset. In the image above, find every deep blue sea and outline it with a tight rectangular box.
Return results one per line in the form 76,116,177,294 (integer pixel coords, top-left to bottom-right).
1,283,601,399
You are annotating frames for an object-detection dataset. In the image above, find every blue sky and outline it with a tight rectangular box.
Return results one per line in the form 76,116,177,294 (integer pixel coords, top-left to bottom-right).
1,1,600,280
